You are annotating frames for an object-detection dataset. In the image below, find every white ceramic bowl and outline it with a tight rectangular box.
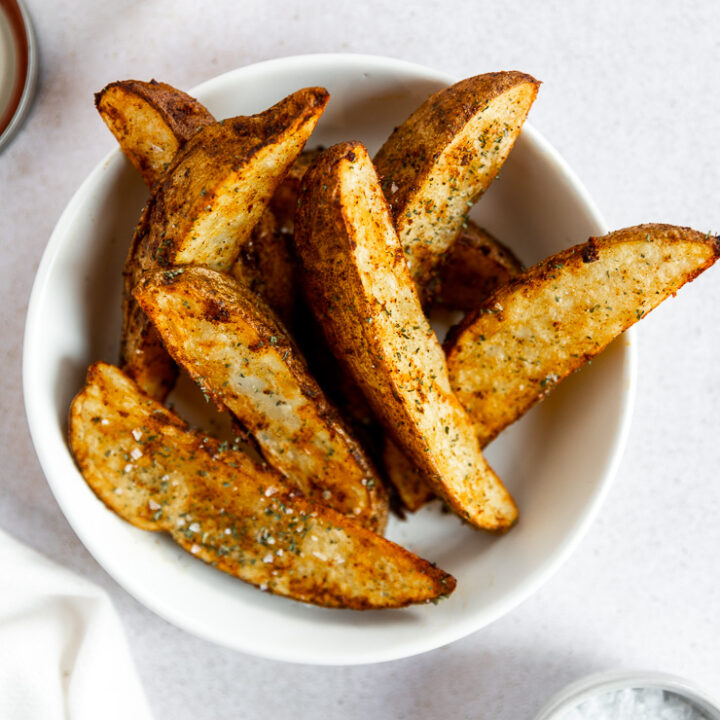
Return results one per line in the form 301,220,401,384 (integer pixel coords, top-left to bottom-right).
23,54,636,665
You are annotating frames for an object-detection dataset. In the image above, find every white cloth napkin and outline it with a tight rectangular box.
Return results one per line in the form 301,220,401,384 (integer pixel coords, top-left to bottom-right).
0,528,153,720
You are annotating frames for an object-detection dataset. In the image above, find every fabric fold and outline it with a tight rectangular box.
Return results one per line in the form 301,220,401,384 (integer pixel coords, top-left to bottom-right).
0,528,153,720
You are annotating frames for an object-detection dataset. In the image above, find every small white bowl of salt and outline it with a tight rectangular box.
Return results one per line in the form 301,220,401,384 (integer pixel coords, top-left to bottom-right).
535,671,720,720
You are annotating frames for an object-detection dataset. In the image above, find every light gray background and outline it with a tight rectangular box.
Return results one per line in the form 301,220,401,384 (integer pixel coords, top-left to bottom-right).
2,1,719,717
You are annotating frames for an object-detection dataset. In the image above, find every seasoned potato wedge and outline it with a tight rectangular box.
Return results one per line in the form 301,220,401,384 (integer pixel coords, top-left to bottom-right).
383,439,435,512
135,266,388,533
446,224,720,446
295,142,517,532
432,221,524,311
95,79,214,188
139,88,327,272
374,72,538,299
359,223,523,513
69,363,454,609
121,87,329,399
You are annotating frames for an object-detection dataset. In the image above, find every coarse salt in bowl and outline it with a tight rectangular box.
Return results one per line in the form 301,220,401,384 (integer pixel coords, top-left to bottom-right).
534,671,720,720
23,54,636,664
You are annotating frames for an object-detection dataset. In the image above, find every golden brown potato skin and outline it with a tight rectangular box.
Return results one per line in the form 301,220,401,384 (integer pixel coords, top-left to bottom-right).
121,87,329,399
245,147,381,442
95,80,215,187
135,266,388,533
432,221,524,311
374,71,539,300
295,142,517,532
69,363,454,609
446,224,720,447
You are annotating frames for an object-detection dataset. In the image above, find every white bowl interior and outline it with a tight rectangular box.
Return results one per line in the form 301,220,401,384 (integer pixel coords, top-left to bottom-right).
23,54,635,665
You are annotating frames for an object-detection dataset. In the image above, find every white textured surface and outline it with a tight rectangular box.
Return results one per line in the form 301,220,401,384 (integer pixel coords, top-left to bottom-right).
2,1,719,717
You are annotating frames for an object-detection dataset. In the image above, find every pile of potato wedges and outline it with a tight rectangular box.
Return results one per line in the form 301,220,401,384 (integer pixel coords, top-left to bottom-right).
68,72,719,609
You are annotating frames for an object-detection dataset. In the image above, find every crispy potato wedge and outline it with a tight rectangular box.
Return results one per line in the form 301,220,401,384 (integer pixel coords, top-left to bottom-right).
432,221,524,311
135,266,388,533
383,439,435,512
121,87,329,399
95,79,215,188
69,362,454,609
374,72,538,299
446,224,720,447
141,88,327,271
295,142,517,532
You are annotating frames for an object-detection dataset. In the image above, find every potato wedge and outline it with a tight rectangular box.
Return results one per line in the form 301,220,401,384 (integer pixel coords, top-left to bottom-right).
138,88,327,272
69,362,454,609
135,266,388,533
432,221,524,311
95,79,215,188
121,87,329,399
295,142,517,532
374,72,538,299
383,439,435,512
446,224,720,446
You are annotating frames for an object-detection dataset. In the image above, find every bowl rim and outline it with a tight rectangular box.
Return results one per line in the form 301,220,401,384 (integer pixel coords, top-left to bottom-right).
22,53,637,665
